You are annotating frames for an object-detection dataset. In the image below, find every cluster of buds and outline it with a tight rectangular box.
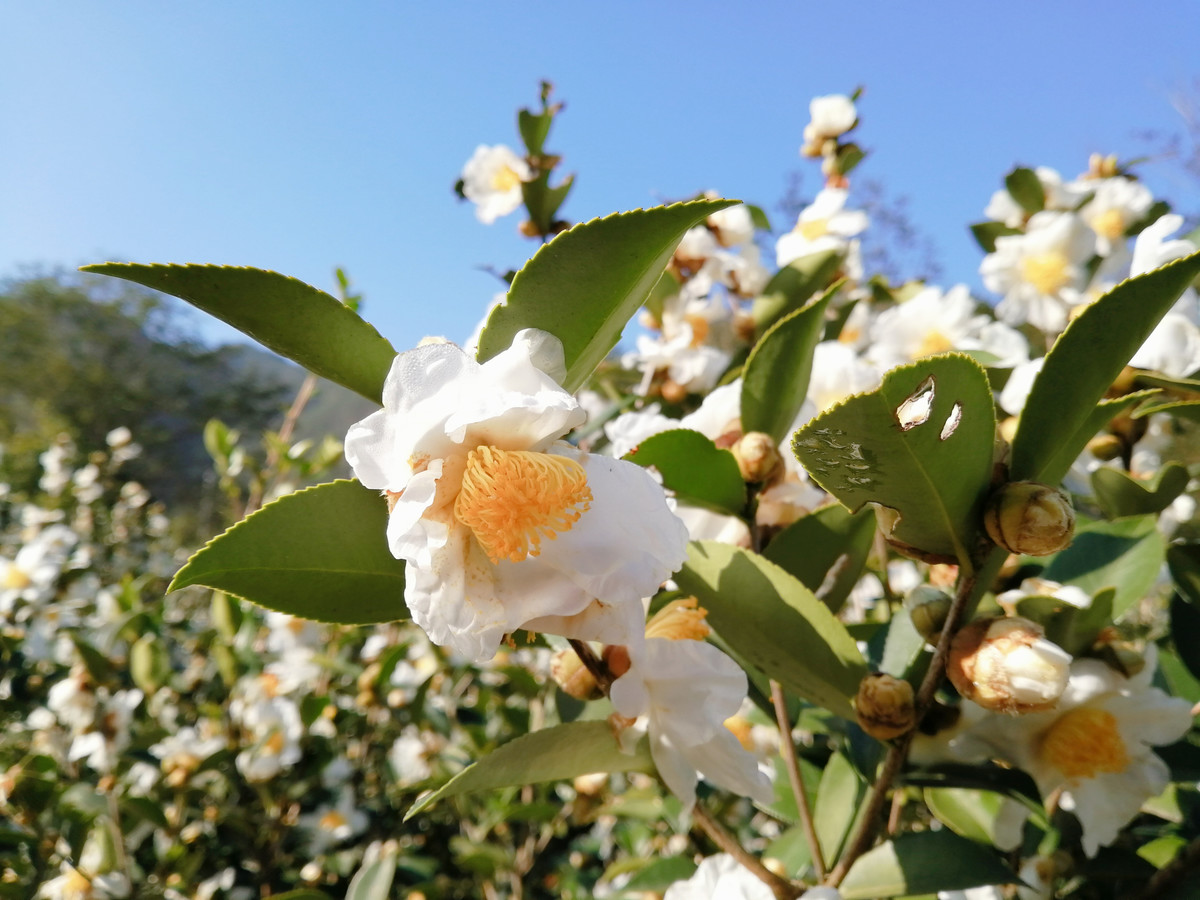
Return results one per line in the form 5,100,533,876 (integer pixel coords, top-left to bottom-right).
947,616,1071,714
799,92,863,187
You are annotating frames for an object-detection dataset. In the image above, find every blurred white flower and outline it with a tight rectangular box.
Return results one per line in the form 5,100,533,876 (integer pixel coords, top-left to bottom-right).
345,329,688,661
460,144,531,224
389,726,434,786
663,853,775,900
801,93,857,155
298,787,369,855
776,188,868,273
1078,175,1154,256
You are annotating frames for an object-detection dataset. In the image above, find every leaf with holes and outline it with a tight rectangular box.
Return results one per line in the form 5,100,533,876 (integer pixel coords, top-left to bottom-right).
169,480,409,625
476,199,735,393
742,284,838,444
405,721,652,819
623,429,746,515
675,541,867,719
1010,250,1200,483
792,354,996,565
80,264,397,404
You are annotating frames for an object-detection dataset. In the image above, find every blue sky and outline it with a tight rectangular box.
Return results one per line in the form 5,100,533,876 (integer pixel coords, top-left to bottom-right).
4,2,1199,354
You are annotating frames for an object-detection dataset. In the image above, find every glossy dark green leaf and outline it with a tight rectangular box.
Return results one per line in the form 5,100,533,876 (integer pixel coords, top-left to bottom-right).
477,199,736,393
675,541,867,719
1010,251,1200,483
925,788,1019,849
623,429,746,515
793,354,996,565
970,221,1022,254
406,721,652,818
762,504,876,614
1168,544,1200,607
80,264,396,404
742,284,838,443
1043,515,1165,619
752,249,843,335
1092,461,1190,518
839,831,1018,899
1170,595,1200,682
1004,166,1045,214
170,480,409,625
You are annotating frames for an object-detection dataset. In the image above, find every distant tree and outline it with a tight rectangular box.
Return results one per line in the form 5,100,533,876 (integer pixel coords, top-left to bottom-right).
0,270,290,516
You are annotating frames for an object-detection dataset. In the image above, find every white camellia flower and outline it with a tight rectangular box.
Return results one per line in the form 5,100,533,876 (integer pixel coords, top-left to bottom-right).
298,787,370,856
663,854,775,900
980,210,1096,333
609,599,774,810
956,648,1194,856
776,188,868,272
345,329,689,662
801,93,857,155
460,144,532,224
1078,175,1154,256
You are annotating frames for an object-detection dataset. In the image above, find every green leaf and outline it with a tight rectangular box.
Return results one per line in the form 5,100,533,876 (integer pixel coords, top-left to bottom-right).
970,221,1022,254
745,203,773,232
1017,587,1114,656
272,893,335,900
623,429,746,515
405,721,652,819
169,480,409,625
752,249,843,335
880,607,928,680
1092,461,1190,518
675,541,867,719
1004,166,1045,214
1133,397,1200,423
1170,594,1200,682
792,354,996,565
1009,251,1200,483
742,284,838,443
814,751,867,863
762,504,876,614
1168,544,1200,607
477,199,735,393
518,108,553,156
1043,515,1165,619
522,172,574,235
345,848,397,900
621,856,698,892
1036,392,1152,487
925,787,1020,849
79,264,396,404
839,831,1017,899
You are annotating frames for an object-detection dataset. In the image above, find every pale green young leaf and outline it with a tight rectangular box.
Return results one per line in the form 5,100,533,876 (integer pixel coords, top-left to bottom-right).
839,831,1017,899
675,541,867,719
169,480,409,625
792,354,996,565
476,199,735,392
741,284,838,443
405,721,652,819
1010,250,1200,483
623,429,746,515
80,263,396,404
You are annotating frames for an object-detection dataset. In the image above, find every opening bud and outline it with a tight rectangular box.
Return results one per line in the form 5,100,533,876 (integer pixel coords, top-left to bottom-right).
551,648,602,701
904,585,953,639
983,481,1075,556
855,673,916,740
732,431,783,484
947,616,1071,714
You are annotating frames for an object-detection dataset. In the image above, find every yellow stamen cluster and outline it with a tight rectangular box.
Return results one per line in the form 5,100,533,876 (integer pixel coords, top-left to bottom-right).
490,164,522,193
799,217,830,242
1020,251,1071,296
454,446,592,564
645,597,711,642
320,810,349,831
915,329,954,358
1092,208,1126,243
2,567,32,591
1039,707,1131,780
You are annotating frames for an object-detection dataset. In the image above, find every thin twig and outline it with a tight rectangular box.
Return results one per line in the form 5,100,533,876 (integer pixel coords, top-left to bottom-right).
693,803,803,900
770,679,826,880
567,638,613,695
243,371,318,517
886,789,904,835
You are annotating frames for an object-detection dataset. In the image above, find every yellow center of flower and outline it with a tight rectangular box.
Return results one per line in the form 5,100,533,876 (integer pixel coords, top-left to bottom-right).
915,329,953,358
798,217,830,241
1039,707,1130,780
62,870,92,899
320,810,349,831
454,446,592,564
724,715,755,752
645,597,711,641
264,731,286,755
1092,208,1126,243
2,567,31,591
491,164,522,193
1020,251,1071,296
685,312,710,348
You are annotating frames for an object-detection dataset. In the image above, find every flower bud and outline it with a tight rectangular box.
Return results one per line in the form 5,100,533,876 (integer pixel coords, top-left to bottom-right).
904,585,953,640
601,644,632,679
947,616,1071,714
855,673,916,740
550,648,601,701
983,481,1075,556
1086,433,1124,461
732,431,783,484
